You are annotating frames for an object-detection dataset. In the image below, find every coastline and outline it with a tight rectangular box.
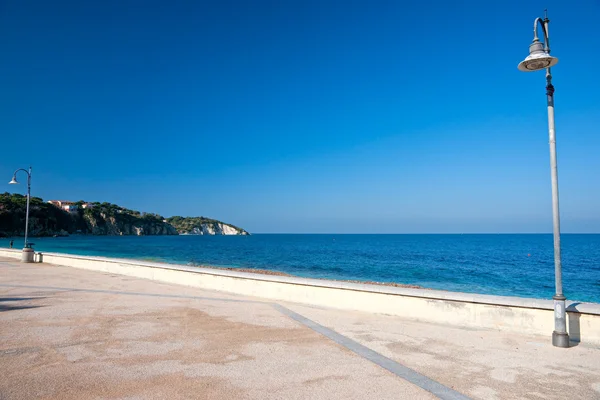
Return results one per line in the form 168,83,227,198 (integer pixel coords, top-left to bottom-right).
3,233,600,303
2,248,600,347
190,263,424,289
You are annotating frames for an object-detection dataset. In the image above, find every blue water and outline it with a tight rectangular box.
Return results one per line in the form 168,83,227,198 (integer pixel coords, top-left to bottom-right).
8,234,600,303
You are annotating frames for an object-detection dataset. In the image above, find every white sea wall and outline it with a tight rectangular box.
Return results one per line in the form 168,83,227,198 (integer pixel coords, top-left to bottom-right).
1,248,598,347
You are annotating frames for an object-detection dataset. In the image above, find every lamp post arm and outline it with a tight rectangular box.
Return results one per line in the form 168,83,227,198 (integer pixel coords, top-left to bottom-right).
533,17,543,41
533,17,551,53
12,168,31,178
11,167,32,248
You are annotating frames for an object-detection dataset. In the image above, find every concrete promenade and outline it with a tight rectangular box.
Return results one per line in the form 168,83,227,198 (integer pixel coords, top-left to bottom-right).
1,257,599,400
2,249,600,346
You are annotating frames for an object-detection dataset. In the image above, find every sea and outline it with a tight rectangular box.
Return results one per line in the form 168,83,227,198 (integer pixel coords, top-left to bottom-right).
7,234,600,303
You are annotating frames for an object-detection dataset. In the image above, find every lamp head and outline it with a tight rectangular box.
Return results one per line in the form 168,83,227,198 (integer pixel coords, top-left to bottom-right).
518,39,558,72
8,176,18,185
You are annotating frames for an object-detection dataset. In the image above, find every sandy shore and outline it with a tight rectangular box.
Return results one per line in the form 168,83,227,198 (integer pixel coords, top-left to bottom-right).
192,264,424,289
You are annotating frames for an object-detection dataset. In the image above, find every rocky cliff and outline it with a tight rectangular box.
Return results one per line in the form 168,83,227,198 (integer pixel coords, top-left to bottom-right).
166,216,249,236
82,208,178,236
0,193,247,237
186,223,246,235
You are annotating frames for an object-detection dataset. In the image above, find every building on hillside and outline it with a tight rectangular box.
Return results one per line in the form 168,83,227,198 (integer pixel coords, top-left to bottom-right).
48,200,73,208
81,203,94,209
47,200,82,213
63,205,79,213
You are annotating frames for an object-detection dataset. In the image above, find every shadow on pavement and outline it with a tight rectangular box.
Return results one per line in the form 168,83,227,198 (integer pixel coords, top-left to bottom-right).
0,297,44,302
0,304,43,312
0,296,45,313
566,302,582,347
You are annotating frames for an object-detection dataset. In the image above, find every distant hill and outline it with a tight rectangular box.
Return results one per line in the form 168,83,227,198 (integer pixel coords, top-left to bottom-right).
0,193,248,237
0,193,77,237
166,216,249,236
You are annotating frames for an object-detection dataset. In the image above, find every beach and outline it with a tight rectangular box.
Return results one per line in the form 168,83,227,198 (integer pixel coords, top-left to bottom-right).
6,233,600,303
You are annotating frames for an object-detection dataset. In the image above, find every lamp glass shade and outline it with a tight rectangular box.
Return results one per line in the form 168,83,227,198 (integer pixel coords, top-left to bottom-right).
518,40,558,72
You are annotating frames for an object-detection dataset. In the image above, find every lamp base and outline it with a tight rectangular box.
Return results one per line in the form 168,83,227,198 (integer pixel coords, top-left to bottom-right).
21,248,34,263
552,331,570,348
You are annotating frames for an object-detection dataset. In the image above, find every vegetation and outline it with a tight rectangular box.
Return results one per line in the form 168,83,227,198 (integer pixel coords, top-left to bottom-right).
167,216,248,235
0,193,247,237
0,193,173,237
79,202,170,235
0,193,74,237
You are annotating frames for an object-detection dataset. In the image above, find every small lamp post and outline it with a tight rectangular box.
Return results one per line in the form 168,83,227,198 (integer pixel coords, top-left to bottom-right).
8,166,34,263
518,11,569,348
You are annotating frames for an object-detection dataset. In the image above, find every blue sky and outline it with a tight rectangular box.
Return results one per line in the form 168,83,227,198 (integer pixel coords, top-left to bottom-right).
1,0,599,233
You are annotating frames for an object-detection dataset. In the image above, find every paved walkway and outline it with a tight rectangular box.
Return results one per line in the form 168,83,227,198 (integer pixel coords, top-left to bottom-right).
0,257,599,400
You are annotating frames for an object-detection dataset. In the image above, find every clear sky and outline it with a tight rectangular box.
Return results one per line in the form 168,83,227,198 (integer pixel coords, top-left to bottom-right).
1,0,599,233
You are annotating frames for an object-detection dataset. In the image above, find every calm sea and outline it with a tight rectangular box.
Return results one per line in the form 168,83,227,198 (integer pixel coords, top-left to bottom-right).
8,234,600,303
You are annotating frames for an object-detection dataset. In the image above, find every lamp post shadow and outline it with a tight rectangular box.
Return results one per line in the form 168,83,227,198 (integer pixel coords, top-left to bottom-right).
566,303,582,346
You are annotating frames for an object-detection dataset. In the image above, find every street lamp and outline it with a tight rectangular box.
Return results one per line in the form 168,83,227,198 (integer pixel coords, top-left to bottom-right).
518,11,569,348
8,166,34,263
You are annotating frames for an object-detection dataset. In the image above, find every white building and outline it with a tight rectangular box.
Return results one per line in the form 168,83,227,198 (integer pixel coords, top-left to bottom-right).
63,205,79,213
48,200,70,207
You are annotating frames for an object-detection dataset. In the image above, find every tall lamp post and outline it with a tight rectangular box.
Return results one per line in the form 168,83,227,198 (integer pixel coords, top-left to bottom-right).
8,166,34,263
518,11,569,348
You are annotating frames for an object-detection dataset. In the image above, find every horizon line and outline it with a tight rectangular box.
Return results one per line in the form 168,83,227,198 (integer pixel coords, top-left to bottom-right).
247,232,600,235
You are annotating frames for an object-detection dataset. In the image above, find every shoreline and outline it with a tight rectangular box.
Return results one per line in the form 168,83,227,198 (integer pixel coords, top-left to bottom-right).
1,245,595,301
191,264,424,289
1,245,427,290
2,248,600,348
54,251,599,302
2,248,599,308
3,236,600,303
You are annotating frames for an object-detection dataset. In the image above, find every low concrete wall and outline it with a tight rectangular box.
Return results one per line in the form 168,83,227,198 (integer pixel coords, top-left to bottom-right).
1,248,599,346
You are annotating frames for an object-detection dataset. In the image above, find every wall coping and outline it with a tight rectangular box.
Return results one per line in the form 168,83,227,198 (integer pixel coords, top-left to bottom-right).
3,248,599,315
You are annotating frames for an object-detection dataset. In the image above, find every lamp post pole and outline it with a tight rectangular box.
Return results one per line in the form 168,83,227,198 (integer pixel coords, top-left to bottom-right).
518,12,569,348
25,167,31,248
9,166,34,262
545,56,569,350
